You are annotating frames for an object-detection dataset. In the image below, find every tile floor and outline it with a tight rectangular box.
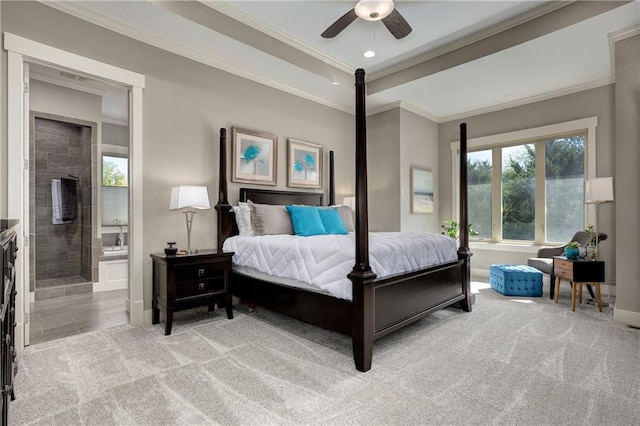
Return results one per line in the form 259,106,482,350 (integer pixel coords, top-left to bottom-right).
28,289,129,346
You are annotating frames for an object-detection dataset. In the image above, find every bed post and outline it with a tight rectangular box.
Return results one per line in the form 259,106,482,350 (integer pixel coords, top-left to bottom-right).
215,127,233,251
329,150,335,206
348,68,377,372
458,123,473,312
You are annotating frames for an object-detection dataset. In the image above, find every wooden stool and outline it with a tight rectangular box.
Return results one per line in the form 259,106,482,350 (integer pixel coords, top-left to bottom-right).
554,277,603,312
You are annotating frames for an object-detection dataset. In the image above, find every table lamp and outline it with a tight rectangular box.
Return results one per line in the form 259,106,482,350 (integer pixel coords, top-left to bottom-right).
170,185,210,254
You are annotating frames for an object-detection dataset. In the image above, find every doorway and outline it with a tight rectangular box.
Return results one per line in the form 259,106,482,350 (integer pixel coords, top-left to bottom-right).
5,32,146,351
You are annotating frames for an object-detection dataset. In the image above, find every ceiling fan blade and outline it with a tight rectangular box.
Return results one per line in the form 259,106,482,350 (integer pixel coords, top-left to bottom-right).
321,8,358,38
382,9,412,39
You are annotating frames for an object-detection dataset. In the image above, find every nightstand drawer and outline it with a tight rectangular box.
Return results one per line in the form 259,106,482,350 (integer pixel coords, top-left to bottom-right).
554,259,573,271
175,262,226,282
554,267,573,280
175,277,226,299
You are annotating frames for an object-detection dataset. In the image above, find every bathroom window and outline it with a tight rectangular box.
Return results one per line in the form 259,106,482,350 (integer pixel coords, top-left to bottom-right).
102,154,128,227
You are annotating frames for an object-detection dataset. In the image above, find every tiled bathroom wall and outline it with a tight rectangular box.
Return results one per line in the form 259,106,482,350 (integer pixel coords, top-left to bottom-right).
30,113,99,293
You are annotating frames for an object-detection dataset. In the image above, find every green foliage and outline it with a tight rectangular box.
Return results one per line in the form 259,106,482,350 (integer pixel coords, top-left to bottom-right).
566,241,581,249
584,225,596,246
103,161,127,187
441,219,480,241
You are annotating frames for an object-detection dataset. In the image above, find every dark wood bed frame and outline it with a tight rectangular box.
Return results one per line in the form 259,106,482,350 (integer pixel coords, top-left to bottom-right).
215,68,471,372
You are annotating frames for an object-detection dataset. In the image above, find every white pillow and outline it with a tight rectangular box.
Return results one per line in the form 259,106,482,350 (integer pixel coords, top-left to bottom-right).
231,202,254,236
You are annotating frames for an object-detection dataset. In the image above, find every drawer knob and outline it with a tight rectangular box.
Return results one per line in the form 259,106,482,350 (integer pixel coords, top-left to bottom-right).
198,282,205,290
198,268,205,276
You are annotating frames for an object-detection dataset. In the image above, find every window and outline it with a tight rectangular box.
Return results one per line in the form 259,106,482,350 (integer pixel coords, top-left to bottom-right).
102,154,128,227
452,117,597,246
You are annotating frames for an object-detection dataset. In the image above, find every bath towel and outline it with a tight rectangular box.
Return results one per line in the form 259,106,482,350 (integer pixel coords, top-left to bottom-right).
61,177,78,222
51,179,64,224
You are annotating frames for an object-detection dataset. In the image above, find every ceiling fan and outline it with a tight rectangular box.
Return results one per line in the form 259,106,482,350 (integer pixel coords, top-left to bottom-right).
321,0,412,40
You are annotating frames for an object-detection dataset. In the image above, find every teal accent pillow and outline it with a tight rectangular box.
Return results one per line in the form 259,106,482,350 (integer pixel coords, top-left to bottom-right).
285,205,327,236
317,207,348,235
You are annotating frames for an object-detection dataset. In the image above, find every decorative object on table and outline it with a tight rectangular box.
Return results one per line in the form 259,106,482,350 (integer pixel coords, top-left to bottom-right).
564,241,581,260
164,242,177,256
441,219,479,241
585,177,614,260
287,139,323,189
410,167,434,213
169,185,211,254
231,127,277,185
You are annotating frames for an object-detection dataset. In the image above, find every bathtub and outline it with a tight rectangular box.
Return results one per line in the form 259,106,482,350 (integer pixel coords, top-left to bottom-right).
96,246,128,292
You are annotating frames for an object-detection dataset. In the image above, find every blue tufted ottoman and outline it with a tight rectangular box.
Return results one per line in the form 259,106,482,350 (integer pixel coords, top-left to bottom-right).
490,264,543,296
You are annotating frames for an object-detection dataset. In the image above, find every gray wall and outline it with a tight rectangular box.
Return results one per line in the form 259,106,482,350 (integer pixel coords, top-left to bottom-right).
0,1,355,310
367,109,401,231
367,107,441,233
399,108,440,233
613,34,640,326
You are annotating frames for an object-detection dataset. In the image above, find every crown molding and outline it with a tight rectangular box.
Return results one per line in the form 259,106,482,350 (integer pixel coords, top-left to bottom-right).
608,24,640,77
440,77,614,123
200,1,354,75
40,1,353,115
367,100,443,123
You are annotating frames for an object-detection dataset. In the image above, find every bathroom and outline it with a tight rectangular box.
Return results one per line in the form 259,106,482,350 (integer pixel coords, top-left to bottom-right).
28,63,130,344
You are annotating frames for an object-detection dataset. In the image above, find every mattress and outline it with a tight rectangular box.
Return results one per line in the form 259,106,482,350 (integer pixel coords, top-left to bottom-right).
222,232,458,301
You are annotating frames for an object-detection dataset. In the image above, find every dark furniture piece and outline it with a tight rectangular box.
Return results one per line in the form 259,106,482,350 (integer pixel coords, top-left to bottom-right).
151,249,234,335
553,256,605,312
215,68,472,372
528,231,607,299
1,220,18,425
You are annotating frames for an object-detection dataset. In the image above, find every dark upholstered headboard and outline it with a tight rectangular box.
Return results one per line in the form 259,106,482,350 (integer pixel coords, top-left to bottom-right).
239,188,323,206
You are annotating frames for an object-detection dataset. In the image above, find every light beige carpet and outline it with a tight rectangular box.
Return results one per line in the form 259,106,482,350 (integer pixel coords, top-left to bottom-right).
11,281,640,425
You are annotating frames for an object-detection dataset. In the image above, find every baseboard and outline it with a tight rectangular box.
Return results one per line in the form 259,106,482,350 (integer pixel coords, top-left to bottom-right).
144,308,153,325
471,268,489,278
614,307,640,328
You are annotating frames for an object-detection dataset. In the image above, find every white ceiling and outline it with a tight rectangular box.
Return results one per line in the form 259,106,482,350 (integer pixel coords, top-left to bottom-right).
43,0,640,122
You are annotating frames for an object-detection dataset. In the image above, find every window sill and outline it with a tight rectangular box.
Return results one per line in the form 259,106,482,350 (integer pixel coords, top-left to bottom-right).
470,241,542,254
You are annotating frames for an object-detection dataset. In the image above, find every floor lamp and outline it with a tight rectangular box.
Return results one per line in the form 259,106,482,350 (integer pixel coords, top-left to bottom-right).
585,177,614,260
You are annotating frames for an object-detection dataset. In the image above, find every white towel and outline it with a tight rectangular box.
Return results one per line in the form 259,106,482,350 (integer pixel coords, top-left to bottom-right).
51,179,64,224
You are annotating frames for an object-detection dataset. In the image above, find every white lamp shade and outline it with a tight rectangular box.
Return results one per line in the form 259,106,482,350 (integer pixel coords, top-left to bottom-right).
343,196,356,210
169,185,211,210
585,177,614,203
355,0,394,21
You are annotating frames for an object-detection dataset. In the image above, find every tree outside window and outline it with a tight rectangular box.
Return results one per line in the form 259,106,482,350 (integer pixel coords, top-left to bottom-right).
467,134,584,244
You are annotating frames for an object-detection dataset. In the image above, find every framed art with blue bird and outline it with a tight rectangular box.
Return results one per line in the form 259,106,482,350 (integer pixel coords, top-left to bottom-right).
287,138,323,189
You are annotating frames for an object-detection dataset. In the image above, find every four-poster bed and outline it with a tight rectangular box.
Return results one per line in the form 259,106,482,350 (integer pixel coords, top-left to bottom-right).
215,68,472,372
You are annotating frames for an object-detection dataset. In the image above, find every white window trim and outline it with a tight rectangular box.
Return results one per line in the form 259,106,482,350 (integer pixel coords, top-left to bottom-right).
451,117,598,249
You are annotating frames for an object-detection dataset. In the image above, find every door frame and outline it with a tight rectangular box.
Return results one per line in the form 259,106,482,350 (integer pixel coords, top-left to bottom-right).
5,32,146,351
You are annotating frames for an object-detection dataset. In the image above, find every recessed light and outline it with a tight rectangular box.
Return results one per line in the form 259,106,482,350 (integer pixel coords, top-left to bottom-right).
363,50,376,58
332,81,340,85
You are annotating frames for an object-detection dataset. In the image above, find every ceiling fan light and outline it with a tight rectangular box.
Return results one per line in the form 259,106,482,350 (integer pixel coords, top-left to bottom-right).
354,0,394,22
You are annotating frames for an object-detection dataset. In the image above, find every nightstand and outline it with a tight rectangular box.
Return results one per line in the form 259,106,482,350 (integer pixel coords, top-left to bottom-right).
151,249,233,335
553,256,605,312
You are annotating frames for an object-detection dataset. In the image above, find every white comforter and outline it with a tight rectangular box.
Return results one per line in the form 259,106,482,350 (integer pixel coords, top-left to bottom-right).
222,232,457,300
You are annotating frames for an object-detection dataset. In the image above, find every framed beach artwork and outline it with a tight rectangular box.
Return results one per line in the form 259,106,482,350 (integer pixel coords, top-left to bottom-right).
411,167,434,214
232,127,277,185
287,139,323,189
